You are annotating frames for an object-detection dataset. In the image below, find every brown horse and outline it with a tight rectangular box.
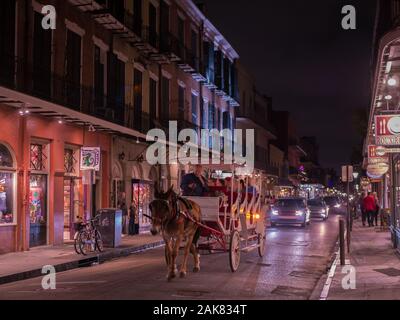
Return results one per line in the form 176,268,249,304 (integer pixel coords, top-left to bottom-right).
149,186,202,281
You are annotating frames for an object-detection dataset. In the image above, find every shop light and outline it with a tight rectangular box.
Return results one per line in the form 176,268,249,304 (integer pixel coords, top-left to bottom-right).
388,77,397,86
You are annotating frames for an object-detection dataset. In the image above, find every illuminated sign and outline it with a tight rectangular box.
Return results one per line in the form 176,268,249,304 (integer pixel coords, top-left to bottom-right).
375,115,400,146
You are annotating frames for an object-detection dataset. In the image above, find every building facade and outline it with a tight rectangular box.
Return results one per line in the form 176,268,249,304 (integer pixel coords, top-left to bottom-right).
364,0,400,251
0,0,239,253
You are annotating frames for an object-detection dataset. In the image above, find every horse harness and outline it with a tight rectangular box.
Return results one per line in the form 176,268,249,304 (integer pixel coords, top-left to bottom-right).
153,196,197,229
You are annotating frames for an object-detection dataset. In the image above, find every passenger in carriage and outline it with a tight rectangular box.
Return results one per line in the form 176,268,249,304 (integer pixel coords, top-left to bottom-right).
181,164,209,196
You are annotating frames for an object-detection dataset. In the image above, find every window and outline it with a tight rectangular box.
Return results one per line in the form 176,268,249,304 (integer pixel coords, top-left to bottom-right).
161,76,170,120
0,144,15,225
33,11,52,98
191,93,198,125
0,0,16,87
94,46,105,113
149,78,157,128
177,16,185,58
191,29,198,69
160,0,170,33
149,2,157,48
107,53,125,124
65,30,82,109
133,0,142,36
134,69,143,130
30,144,48,171
178,85,185,122
178,16,185,43
208,104,216,130
201,100,208,129
64,148,78,175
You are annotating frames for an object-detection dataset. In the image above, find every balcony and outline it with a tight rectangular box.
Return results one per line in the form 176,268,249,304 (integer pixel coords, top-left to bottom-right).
0,54,156,136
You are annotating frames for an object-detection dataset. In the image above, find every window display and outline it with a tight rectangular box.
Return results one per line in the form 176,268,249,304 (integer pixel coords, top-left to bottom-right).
0,143,15,225
0,172,14,224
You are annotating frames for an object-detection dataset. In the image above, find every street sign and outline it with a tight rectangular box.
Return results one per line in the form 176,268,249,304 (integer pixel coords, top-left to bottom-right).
375,115,400,146
342,165,353,182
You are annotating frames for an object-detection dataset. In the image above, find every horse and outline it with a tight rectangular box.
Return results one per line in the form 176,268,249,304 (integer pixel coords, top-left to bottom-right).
149,186,202,281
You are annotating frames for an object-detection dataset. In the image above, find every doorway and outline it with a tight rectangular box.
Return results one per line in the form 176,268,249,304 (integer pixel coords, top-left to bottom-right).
63,178,81,241
29,174,48,247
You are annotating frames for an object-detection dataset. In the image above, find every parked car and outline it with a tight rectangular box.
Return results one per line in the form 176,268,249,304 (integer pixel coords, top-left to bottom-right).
307,198,329,221
270,198,311,228
323,196,345,215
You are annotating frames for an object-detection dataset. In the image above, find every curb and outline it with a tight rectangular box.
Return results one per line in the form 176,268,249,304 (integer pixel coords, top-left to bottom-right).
309,234,340,300
0,240,165,286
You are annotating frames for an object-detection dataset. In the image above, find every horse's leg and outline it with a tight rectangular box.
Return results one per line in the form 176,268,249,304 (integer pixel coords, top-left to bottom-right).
179,233,195,278
164,238,173,278
190,242,201,273
168,236,182,281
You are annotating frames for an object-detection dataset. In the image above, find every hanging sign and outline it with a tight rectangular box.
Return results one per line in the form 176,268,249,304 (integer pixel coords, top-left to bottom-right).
367,163,389,176
80,147,101,171
375,115,400,146
368,145,389,164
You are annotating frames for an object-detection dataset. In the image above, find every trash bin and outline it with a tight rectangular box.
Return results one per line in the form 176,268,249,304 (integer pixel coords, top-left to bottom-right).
97,209,122,248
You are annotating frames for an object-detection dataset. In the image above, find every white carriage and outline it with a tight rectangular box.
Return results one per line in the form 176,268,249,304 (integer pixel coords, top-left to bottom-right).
186,164,266,272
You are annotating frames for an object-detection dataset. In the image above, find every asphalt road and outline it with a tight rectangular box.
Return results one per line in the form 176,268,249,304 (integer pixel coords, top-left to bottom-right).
0,215,341,300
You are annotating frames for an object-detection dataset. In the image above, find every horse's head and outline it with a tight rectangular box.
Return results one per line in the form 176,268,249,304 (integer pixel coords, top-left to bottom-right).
149,185,176,236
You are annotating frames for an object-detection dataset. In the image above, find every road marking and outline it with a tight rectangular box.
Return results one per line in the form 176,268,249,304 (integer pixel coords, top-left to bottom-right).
319,252,339,300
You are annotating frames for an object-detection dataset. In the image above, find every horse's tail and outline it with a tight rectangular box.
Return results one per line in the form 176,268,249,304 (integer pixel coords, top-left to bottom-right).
193,226,201,246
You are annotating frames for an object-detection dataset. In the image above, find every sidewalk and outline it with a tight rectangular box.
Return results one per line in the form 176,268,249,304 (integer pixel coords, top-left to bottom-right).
326,221,400,300
0,234,163,286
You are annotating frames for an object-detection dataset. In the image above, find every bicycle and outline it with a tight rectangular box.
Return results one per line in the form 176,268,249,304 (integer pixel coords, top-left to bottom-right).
74,215,104,256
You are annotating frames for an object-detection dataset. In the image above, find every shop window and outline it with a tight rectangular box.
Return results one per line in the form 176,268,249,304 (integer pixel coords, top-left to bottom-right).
0,143,15,225
30,144,47,171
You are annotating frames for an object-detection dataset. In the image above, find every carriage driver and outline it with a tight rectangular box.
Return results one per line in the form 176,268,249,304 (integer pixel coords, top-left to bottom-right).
181,165,209,197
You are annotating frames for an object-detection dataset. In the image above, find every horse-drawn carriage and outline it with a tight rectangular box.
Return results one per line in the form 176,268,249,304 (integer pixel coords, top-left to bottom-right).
186,164,266,272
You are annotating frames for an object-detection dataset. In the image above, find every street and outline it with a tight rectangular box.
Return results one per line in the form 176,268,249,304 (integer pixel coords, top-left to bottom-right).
0,216,340,300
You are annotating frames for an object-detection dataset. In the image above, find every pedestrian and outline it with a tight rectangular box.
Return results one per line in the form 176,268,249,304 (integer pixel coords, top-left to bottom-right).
129,203,139,235
362,192,376,227
373,192,380,227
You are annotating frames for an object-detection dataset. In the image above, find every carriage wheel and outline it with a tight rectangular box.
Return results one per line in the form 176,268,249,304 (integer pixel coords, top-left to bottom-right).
229,230,241,272
258,233,266,258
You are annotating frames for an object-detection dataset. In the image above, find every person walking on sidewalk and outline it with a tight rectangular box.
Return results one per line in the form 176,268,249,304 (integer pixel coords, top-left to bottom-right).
363,192,376,227
372,192,380,227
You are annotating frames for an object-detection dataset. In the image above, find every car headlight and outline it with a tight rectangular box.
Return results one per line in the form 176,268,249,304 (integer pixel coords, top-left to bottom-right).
320,209,326,214
295,210,304,216
272,210,279,216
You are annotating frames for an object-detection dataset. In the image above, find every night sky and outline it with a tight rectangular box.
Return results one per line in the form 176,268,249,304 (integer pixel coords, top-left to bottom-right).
203,0,376,171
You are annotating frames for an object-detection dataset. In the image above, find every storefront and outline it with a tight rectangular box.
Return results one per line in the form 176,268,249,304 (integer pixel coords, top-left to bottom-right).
0,105,112,254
